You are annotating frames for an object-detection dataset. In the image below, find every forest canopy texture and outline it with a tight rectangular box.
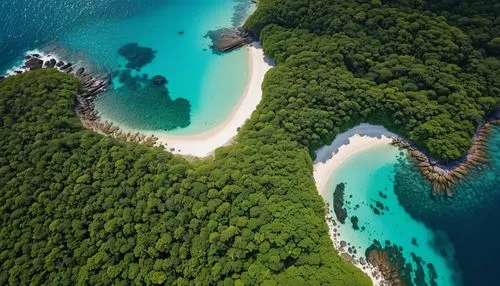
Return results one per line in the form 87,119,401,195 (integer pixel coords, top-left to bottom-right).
245,0,499,161
0,70,369,285
0,0,499,285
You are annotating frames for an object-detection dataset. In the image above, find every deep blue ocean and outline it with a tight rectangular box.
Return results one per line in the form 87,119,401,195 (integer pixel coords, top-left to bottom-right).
394,126,500,286
0,0,164,70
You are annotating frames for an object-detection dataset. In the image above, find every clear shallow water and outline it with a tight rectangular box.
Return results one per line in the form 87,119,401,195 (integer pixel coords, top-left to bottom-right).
325,144,460,285
394,126,500,286
324,126,500,286
0,0,252,134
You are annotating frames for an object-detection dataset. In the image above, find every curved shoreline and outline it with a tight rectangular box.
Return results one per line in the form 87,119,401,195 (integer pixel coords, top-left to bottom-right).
313,124,397,286
391,120,500,196
100,41,274,157
313,124,397,195
312,122,500,285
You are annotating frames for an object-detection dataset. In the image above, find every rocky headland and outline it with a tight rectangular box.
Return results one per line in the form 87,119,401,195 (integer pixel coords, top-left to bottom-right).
391,118,500,197
2,51,160,147
207,27,253,52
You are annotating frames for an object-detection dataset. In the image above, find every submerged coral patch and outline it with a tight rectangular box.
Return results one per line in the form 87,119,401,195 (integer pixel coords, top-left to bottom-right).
366,241,439,286
100,43,191,131
105,69,190,131
118,43,156,70
333,182,348,224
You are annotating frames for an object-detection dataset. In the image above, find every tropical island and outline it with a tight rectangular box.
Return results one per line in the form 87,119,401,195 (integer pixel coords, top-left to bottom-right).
0,0,499,285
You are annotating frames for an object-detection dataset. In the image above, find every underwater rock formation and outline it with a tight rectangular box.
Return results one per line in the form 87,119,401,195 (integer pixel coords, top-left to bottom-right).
2,51,162,147
107,43,191,132
118,43,156,69
333,183,348,224
391,120,500,197
366,247,403,285
151,75,167,85
365,241,423,286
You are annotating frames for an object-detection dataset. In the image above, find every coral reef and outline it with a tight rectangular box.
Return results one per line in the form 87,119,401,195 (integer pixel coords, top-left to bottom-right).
366,247,403,285
118,43,156,70
365,241,417,286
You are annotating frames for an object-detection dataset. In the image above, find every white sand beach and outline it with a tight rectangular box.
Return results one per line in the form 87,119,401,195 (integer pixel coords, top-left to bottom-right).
313,124,397,195
312,124,397,285
137,41,273,157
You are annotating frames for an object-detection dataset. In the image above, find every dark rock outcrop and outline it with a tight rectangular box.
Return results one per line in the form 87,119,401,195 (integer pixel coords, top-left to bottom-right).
76,67,85,77
60,62,72,70
151,75,167,86
56,61,65,67
208,27,253,52
25,58,44,70
391,119,500,197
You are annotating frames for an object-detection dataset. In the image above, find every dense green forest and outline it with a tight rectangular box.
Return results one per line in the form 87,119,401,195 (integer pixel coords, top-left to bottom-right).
245,0,499,161
1,0,499,285
0,70,369,285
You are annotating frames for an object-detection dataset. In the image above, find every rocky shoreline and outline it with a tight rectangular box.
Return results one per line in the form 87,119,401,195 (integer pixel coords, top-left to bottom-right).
325,204,388,286
2,51,160,147
391,119,500,197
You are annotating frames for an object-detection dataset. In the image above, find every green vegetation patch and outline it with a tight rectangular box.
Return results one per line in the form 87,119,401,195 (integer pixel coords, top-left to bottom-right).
0,69,370,285
246,0,500,161
2,0,499,284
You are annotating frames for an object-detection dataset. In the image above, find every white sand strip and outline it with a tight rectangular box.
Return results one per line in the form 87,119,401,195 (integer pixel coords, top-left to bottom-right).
313,124,397,196
140,41,273,157
313,124,397,285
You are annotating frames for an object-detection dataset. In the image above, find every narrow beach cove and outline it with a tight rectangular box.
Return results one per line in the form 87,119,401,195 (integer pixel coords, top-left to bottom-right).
313,124,500,285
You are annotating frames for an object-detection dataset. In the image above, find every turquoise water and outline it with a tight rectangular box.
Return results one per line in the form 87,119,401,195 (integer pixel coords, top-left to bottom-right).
394,126,500,285
1,0,252,134
324,144,460,285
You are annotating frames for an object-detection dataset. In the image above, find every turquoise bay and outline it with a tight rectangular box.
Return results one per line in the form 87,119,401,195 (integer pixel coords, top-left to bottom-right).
69,0,251,134
324,143,460,285
2,0,252,135
321,126,500,285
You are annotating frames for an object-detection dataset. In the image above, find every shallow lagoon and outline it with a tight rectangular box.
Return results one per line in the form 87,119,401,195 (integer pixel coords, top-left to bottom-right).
1,0,252,134
322,126,500,285
324,143,460,285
